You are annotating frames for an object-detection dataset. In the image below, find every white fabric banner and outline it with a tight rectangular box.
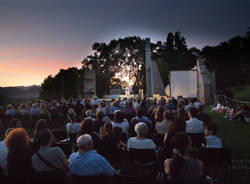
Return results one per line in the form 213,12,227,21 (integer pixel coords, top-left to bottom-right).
170,71,197,98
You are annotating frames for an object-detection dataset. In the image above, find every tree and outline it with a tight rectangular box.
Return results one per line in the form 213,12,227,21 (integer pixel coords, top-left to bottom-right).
40,67,83,100
82,36,146,96
201,28,250,88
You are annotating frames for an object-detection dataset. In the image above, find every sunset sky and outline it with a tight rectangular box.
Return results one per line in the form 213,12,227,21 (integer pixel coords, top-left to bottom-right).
1,0,250,87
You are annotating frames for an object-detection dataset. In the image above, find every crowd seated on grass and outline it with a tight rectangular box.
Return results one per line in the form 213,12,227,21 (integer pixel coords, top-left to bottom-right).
0,96,230,184
211,99,250,123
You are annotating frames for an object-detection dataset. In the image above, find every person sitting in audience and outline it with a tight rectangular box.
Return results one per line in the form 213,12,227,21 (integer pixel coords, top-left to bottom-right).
155,110,171,135
177,107,186,121
85,110,96,121
224,103,235,121
121,100,136,121
130,108,152,137
111,110,129,136
232,105,250,123
127,122,156,151
186,108,204,133
66,113,81,134
211,100,223,113
69,134,115,176
99,122,112,138
184,98,196,112
78,118,104,155
204,123,222,148
33,119,56,144
93,110,106,133
164,133,204,183
31,130,68,181
194,98,202,108
163,118,186,159
197,104,211,126
5,104,14,118
6,128,33,184
103,127,126,164
66,112,81,142
0,128,15,176
96,101,109,116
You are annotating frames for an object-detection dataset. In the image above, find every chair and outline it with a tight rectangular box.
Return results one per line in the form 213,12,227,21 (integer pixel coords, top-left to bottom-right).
187,133,205,148
72,174,114,184
128,149,157,177
129,148,156,166
115,169,155,184
32,171,68,184
199,148,232,181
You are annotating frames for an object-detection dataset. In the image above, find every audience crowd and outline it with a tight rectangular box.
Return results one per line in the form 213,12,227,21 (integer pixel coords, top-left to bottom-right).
0,96,227,184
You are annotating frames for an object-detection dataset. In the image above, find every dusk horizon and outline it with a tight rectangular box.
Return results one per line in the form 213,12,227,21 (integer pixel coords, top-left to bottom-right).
1,0,250,87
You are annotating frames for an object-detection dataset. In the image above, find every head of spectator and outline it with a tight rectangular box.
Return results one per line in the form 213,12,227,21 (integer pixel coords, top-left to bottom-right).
204,123,218,136
111,127,122,142
167,118,186,135
85,110,93,118
188,108,198,119
163,110,172,121
135,122,148,138
113,110,123,123
155,105,165,122
177,108,186,120
77,134,93,153
96,110,104,122
34,119,48,138
197,104,204,113
7,104,12,110
136,107,144,118
170,133,192,179
35,129,51,147
5,128,30,154
100,122,112,137
189,98,195,105
9,119,22,128
68,112,76,123
79,118,93,135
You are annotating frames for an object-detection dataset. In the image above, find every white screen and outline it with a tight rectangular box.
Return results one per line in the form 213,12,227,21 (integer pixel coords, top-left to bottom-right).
170,71,197,98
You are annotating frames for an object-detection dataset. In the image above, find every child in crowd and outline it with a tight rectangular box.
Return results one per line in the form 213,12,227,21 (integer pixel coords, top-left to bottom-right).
204,123,222,148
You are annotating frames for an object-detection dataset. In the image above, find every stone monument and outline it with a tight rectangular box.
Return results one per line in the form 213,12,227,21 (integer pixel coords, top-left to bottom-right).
145,38,165,97
83,69,96,98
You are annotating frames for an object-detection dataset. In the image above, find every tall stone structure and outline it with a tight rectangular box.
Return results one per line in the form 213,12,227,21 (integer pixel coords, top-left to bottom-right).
145,38,152,97
83,69,96,98
197,58,216,104
145,38,165,97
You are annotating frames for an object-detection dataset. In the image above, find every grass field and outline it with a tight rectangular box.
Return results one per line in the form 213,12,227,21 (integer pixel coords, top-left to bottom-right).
205,85,250,183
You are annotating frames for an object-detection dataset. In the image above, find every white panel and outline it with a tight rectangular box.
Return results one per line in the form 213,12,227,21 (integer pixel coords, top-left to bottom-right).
170,71,197,98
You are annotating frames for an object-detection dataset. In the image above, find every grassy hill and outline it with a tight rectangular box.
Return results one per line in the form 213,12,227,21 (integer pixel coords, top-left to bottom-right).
231,85,250,102
205,85,250,183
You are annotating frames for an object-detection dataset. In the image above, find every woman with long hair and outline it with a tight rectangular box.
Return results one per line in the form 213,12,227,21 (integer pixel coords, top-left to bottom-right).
164,133,204,183
6,128,33,184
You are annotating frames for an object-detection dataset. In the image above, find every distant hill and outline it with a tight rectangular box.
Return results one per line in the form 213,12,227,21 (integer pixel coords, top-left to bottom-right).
0,85,40,99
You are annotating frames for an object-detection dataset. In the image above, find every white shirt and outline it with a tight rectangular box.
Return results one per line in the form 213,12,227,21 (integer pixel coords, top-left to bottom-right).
155,120,170,134
186,118,204,133
0,140,8,175
127,137,156,151
194,101,202,108
111,121,129,135
205,135,222,148
66,122,81,133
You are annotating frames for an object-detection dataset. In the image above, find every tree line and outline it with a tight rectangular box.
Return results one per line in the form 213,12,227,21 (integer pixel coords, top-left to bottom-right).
40,28,250,99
